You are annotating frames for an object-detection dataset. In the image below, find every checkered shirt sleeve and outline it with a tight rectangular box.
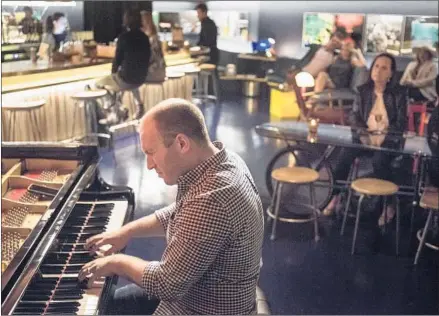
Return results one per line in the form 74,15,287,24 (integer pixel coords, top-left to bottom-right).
142,195,232,301
154,202,176,232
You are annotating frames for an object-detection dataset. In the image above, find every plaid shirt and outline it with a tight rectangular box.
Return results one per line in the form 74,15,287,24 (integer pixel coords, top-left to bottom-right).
142,142,264,315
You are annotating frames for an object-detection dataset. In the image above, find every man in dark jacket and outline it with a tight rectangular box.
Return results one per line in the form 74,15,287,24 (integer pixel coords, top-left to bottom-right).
196,3,218,65
96,8,151,120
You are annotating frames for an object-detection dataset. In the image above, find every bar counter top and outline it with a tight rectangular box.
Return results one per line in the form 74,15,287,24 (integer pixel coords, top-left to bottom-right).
1,58,111,77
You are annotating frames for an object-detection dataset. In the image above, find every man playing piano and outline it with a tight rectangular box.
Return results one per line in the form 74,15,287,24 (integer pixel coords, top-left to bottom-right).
79,98,264,315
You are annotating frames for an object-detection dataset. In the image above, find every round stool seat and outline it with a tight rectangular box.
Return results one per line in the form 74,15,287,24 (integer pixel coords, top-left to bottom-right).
166,72,185,79
72,89,107,100
199,63,216,71
2,99,45,111
420,187,439,210
351,178,398,196
183,67,201,74
271,167,319,184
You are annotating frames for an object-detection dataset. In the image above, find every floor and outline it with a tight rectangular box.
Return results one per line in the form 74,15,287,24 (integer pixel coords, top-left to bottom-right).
98,95,438,315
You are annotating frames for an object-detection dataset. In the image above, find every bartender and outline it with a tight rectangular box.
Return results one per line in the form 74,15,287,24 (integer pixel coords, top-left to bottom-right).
19,6,42,35
195,3,219,65
38,12,72,60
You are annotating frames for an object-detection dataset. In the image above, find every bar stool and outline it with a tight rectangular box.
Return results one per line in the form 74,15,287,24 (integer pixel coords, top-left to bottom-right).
194,63,219,105
104,84,143,122
183,67,202,97
2,99,45,141
166,72,185,99
414,187,439,265
341,178,400,255
70,89,109,141
267,166,320,241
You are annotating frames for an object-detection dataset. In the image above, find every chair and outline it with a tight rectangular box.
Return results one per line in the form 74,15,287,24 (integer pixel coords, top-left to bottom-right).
341,178,400,255
182,67,202,98
2,99,45,141
70,89,108,140
414,187,439,265
407,101,428,136
267,166,320,241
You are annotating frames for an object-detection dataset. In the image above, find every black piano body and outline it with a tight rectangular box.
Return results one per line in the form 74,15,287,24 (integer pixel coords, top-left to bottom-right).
1,142,135,315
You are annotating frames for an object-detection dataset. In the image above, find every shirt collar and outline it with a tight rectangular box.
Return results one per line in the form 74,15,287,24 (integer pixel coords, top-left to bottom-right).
177,141,226,187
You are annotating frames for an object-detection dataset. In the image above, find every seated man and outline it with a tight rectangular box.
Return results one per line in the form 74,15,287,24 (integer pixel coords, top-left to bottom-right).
79,98,264,315
96,8,151,120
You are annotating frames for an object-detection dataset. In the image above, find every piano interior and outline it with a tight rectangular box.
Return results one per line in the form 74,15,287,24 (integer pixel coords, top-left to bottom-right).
1,159,79,274
1,143,134,315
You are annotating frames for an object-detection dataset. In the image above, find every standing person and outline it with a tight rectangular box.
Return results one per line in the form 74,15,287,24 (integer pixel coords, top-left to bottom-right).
141,11,166,83
79,98,264,315
96,8,151,120
19,6,42,35
195,3,219,65
38,12,72,60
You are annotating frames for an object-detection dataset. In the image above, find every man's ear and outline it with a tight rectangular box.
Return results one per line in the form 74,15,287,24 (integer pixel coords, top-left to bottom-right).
176,134,190,154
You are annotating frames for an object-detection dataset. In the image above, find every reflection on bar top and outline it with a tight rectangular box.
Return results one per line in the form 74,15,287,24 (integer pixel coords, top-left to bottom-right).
1,58,112,77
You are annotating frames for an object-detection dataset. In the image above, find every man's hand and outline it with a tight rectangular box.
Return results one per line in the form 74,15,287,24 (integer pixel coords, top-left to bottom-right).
85,229,130,256
78,255,120,287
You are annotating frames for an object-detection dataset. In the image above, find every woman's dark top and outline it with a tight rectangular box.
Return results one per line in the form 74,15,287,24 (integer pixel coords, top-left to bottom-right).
349,82,408,132
328,57,353,88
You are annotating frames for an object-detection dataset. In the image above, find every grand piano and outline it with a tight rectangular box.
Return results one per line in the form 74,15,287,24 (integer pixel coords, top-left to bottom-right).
1,141,135,315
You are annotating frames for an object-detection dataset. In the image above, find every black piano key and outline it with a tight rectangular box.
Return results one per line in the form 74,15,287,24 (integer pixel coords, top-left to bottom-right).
15,302,47,308
46,301,80,308
13,307,45,314
52,292,83,300
21,293,51,301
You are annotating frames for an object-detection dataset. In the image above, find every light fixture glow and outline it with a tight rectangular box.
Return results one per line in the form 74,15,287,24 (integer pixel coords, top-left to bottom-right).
295,71,315,88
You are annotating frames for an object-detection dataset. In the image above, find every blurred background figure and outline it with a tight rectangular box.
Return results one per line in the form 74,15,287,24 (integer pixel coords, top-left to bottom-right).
141,10,166,83
400,46,438,102
19,6,42,35
38,12,72,60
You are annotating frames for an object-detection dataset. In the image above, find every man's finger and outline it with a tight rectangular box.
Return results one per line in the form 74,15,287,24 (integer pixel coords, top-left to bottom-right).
85,234,103,249
103,246,115,256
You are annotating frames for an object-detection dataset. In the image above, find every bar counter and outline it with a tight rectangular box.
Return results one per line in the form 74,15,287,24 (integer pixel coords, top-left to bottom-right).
2,53,199,142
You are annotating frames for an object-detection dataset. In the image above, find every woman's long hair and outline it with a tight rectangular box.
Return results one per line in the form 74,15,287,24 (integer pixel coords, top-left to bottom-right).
367,52,398,90
45,12,65,33
141,11,157,36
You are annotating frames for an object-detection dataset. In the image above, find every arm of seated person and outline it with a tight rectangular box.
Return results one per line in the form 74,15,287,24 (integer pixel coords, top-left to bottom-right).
410,64,438,88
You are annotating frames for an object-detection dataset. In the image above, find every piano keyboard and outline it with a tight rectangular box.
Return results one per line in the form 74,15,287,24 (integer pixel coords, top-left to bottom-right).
11,199,128,316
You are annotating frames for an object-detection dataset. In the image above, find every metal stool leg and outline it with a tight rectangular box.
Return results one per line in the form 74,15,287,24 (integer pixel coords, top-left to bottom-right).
382,196,388,234
395,195,400,256
212,71,220,105
270,182,283,241
71,101,79,139
310,183,320,241
341,188,354,236
352,194,365,255
414,209,433,265
267,181,279,224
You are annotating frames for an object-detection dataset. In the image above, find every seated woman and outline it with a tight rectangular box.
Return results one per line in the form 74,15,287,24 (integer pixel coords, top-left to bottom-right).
38,12,72,61
141,11,166,83
324,53,408,226
314,40,367,93
400,46,438,103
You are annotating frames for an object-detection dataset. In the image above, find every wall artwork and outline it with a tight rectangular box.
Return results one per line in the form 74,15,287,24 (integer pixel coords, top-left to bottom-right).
401,15,439,54
365,14,404,55
302,12,335,47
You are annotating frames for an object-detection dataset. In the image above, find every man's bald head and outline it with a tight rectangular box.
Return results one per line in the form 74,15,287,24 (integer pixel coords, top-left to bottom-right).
140,98,211,147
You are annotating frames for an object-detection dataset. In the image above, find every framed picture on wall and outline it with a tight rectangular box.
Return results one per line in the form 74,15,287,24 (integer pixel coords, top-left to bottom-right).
179,10,200,34
365,14,404,55
401,15,438,55
302,12,335,47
